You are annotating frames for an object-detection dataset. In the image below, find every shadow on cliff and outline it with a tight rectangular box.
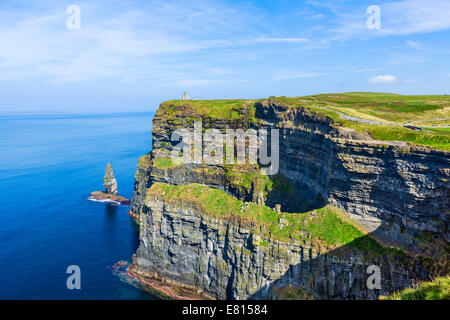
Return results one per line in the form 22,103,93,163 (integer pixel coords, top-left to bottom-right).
253,129,448,299
247,145,448,299
250,137,446,299
246,229,446,300
264,173,327,213
248,163,447,300
263,128,336,213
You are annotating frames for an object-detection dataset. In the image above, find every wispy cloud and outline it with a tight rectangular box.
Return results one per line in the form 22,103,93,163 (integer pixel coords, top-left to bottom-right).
386,53,429,65
350,67,384,73
169,79,248,87
0,0,274,83
0,4,204,82
0,0,449,111
295,7,325,20
329,0,450,40
405,78,420,84
271,71,327,81
380,0,450,35
406,40,422,50
255,38,310,43
369,75,397,84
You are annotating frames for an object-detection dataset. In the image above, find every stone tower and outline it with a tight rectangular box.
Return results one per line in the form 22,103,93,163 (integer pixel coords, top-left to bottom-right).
103,163,118,195
182,92,191,100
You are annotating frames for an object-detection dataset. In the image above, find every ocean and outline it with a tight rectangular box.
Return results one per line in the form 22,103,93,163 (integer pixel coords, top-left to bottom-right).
0,113,156,299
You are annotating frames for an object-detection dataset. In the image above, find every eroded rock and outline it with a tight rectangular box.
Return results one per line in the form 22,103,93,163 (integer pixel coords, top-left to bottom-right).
104,163,118,195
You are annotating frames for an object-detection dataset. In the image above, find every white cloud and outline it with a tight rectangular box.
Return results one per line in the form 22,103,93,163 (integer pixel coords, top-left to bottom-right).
311,14,324,19
0,0,319,84
369,75,397,84
295,7,324,20
351,67,384,73
0,0,277,83
0,6,204,82
330,0,450,40
0,0,446,91
381,0,450,35
271,71,327,81
386,54,428,65
406,40,422,50
206,68,235,75
405,78,420,84
169,79,248,87
255,38,310,43
446,74,450,77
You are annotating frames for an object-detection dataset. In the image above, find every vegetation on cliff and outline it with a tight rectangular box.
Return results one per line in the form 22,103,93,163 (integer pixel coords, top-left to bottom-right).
130,93,448,300
380,276,449,300
156,93,450,151
137,154,152,168
152,157,180,170
158,99,256,120
268,93,450,151
277,92,449,123
147,182,399,255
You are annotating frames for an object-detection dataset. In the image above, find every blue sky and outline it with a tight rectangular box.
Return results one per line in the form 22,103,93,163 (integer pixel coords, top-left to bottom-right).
0,0,449,113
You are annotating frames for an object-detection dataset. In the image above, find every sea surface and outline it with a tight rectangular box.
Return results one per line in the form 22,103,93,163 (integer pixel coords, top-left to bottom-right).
0,113,156,299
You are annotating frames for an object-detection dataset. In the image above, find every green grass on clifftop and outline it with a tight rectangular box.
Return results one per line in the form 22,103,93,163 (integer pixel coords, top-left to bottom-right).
159,99,255,120
380,276,449,300
147,182,396,255
304,92,450,123
346,122,450,151
158,93,450,152
152,157,180,170
269,93,450,151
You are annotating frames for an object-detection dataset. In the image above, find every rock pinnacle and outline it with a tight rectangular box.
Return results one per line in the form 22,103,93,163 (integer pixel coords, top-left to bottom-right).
103,163,118,195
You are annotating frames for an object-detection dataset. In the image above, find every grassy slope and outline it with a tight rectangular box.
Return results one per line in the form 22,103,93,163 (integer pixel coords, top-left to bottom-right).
147,182,400,255
270,93,450,151
303,92,450,124
157,93,450,152
380,276,449,300
159,99,255,120
153,157,178,169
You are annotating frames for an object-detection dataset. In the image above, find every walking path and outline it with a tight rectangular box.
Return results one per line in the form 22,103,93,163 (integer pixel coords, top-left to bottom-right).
315,105,450,129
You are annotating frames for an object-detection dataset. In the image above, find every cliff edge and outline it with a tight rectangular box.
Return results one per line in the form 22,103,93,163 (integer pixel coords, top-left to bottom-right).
128,94,449,299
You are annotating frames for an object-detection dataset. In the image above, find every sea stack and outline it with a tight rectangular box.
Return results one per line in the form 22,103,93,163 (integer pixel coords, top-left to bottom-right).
103,163,118,195
88,163,130,205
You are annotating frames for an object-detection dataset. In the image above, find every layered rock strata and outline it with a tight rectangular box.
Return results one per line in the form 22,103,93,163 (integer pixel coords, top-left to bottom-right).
128,99,449,299
129,184,443,300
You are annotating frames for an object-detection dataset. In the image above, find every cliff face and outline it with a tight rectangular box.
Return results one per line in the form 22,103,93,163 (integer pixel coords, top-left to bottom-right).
256,102,449,255
129,186,436,300
128,99,449,299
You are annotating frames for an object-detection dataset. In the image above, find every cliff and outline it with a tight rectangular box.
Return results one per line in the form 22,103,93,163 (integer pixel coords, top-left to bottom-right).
128,96,449,299
129,183,442,299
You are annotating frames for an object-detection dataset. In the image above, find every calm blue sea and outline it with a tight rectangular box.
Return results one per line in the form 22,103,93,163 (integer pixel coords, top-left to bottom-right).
0,113,156,299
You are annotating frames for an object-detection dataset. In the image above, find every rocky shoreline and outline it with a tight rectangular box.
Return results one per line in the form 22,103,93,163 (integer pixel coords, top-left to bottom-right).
127,263,213,300
128,210,139,220
89,191,130,205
